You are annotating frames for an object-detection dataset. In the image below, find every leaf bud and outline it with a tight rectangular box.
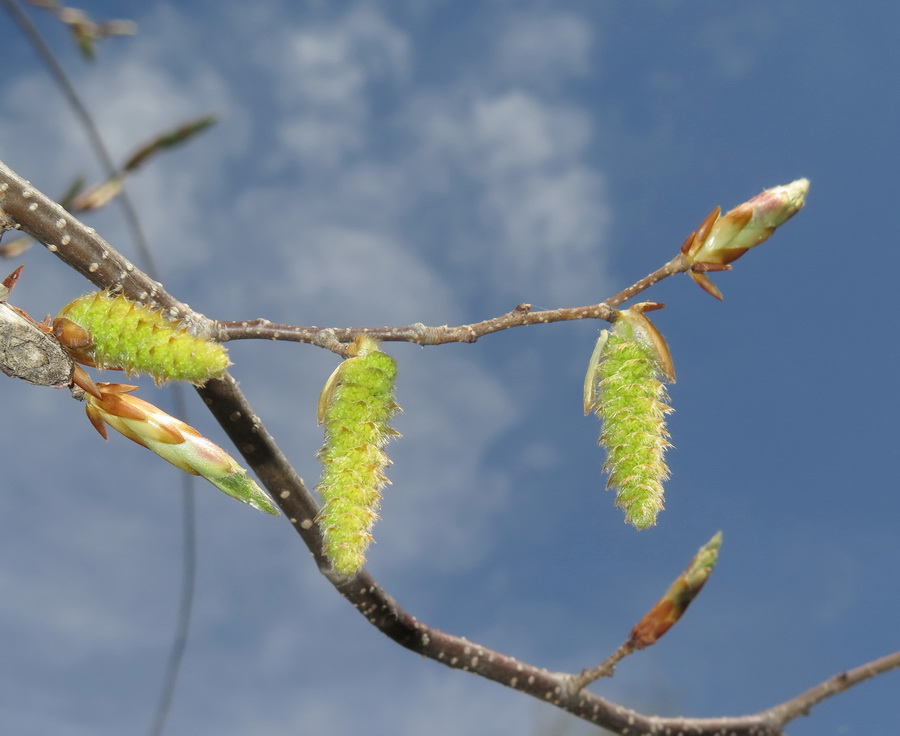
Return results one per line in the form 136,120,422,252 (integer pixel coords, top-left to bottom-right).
681,179,809,299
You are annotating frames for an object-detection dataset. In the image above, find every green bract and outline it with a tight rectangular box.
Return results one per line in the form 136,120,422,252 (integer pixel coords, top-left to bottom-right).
317,337,400,576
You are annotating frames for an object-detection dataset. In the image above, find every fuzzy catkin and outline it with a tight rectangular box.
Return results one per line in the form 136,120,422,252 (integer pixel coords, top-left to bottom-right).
317,338,399,576
56,291,229,385
589,322,672,529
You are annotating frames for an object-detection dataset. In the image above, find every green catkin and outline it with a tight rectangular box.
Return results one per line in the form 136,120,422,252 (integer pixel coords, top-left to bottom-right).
56,291,229,385
587,317,673,529
316,337,400,576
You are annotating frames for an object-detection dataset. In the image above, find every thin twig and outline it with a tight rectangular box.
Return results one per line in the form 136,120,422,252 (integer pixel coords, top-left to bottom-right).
765,649,900,728
570,641,636,691
216,257,690,349
1,0,162,277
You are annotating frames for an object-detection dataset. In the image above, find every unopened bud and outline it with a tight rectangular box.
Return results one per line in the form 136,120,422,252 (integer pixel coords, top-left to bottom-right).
682,179,809,299
84,383,278,515
629,532,722,648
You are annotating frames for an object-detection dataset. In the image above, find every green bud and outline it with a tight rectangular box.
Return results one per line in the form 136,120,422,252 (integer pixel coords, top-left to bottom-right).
84,382,278,515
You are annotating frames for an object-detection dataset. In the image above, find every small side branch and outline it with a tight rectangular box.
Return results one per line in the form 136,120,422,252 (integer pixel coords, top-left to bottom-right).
764,649,900,728
216,258,691,348
216,300,619,347
570,641,636,691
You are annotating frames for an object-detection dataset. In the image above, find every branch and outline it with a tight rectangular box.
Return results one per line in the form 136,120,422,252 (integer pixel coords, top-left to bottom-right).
216,257,688,347
0,158,890,735
0,160,204,332
765,649,900,728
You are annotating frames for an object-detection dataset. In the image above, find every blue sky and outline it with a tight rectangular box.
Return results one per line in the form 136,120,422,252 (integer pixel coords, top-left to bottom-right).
1,1,898,734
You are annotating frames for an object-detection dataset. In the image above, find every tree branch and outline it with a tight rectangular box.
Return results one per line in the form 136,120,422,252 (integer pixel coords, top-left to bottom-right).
215,257,688,348
765,649,900,728
1,157,892,735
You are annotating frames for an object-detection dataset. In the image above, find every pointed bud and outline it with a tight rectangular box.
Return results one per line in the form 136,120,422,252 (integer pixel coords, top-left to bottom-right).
84,383,279,515
629,532,722,649
682,179,809,298
123,116,217,172
0,236,33,258
585,303,674,529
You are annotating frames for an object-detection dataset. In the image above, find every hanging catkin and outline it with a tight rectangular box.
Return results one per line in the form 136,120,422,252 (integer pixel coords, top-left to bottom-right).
316,336,400,575
584,305,674,529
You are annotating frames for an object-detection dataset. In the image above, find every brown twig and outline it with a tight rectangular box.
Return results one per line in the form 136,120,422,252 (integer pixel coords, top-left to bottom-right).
766,649,900,728
570,641,636,691
0,160,205,332
1,157,894,736
215,257,689,348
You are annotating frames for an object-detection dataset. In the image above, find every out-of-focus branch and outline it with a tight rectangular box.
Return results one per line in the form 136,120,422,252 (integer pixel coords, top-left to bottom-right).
2,0,161,278
1,158,892,736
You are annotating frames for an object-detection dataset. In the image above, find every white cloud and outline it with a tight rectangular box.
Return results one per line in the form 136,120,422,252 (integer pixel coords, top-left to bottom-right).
494,11,594,84
376,348,518,573
404,88,611,303
265,6,410,168
472,91,592,173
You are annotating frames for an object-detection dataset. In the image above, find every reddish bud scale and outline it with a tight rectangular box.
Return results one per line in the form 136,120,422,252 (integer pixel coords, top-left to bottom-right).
629,532,722,648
